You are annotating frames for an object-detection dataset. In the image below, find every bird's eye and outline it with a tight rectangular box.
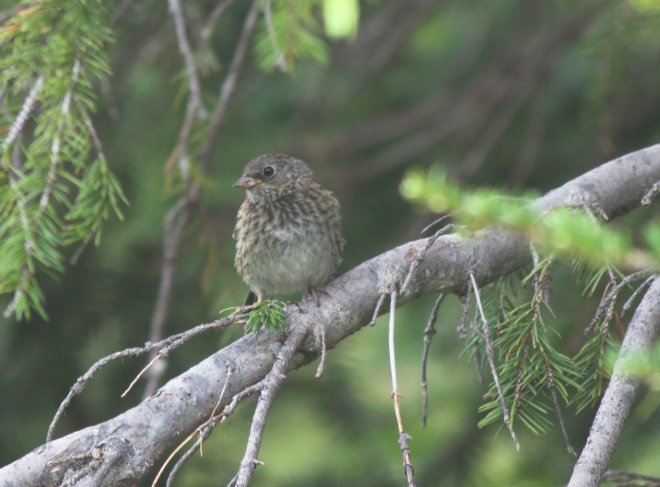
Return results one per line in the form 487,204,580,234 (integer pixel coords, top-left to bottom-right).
263,166,275,178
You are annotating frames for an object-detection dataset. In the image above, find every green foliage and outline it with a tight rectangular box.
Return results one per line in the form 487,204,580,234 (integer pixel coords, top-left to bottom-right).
322,0,359,39
0,1,126,320
403,166,657,439
256,0,329,71
244,300,288,334
400,165,658,269
468,272,582,436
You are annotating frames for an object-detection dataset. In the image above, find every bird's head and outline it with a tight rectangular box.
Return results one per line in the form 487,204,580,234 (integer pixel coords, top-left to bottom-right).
234,154,314,200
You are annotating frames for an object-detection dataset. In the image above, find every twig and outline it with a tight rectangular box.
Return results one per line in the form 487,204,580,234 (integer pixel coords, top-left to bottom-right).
155,368,234,487
199,0,259,171
401,232,442,295
622,274,655,316
231,324,310,487
263,0,288,71
142,196,193,399
47,314,243,441
315,324,327,379
603,469,660,485
168,0,207,119
568,277,660,487
122,353,163,398
421,293,445,428
469,272,520,451
1,76,43,151
142,0,259,397
586,270,652,334
388,289,416,486
420,214,451,235
457,286,472,341
369,293,387,325
167,379,267,487
540,347,576,456
641,180,660,206
110,0,135,26
198,0,234,52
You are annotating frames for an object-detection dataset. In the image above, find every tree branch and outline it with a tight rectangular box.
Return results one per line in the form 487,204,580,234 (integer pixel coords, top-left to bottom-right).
567,276,660,487
0,145,658,486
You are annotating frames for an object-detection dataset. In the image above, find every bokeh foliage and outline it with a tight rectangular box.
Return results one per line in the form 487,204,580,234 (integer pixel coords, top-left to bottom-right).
1,0,660,486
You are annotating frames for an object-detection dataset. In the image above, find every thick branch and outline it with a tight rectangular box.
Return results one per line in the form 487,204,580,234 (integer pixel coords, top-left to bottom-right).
0,145,658,486
567,276,660,487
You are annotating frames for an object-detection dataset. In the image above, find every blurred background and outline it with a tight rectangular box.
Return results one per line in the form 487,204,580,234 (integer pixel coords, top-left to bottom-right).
1,0,659,485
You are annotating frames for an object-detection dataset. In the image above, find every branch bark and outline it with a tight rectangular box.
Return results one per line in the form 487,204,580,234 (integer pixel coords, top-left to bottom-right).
567,276,660,487
0,145,658,486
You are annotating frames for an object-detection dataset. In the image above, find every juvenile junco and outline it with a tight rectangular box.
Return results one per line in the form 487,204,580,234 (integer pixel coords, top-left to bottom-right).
233,154,344,304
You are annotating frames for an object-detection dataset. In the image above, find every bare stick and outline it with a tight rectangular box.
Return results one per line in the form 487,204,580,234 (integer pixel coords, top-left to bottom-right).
370,292,387,325
122,353,163,398
388,289,416,487
622,274,655,316
168,0,207,119
232,324,310,487
421,293,445,428
142,198,193,398
315,324,327,379
199,0,259,170
142,0,259,397
47,314,242,441
568,276,660,487
151,429,197,487
401,231,443,295
168,379,267,487
158,369,234,486
198,0,235,51
469,272,520,451
641,180,660,206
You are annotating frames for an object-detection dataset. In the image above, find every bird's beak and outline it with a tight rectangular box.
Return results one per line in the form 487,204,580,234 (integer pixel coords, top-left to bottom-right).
233,175,260,189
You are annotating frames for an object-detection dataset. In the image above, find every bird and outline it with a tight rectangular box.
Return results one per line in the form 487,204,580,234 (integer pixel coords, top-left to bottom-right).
233,153,344,305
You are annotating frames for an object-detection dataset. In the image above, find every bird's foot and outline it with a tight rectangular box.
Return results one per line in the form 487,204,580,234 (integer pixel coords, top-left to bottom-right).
305,287,330,307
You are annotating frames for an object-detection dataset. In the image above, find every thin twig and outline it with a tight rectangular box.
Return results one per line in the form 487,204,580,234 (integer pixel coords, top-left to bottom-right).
231,324,310,487
622,274,655,316
47,314,243,441
142,0,259,397
401,231,442,295
641,180,660,206
199,0,259,172
168,0,207,119
142,197,193,399
315,324,327,379
540,347,576,456
158,368,235,487
370,293,387,325
469,272,520,451
167,379,267,487
457,286,472,341
388,289,416,486
2,76,43,151
198,0,235,51
421,293,445,428
122,353,163,398
263,0,288,71
587,270,651,334
420,215,451,235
